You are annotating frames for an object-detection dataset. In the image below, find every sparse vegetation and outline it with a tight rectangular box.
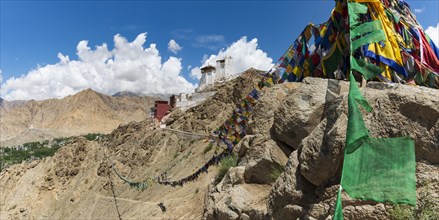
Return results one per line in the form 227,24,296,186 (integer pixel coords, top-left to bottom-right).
84,133,103,141
389,189,439,220
215,154,238,184
194,188,199,194
183,150,192,159
173,152,180,158
203,143,213,154
0,136,74,172
8,204,16,211
269,165,285,182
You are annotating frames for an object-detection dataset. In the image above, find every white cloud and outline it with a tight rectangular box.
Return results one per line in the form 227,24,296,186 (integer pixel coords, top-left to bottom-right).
425,22,439,46
168,39,182,54
0,33,196,100
190,36,273,80
414,6,425,14
57,53,70,63
190,67,202,80
0,69,3,84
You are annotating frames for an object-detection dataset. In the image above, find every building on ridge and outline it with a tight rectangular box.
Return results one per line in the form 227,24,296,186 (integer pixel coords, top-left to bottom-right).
150,100,170,121
197,56,233,92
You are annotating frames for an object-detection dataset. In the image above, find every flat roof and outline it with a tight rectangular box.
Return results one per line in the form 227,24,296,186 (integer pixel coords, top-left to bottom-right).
201,65,216,70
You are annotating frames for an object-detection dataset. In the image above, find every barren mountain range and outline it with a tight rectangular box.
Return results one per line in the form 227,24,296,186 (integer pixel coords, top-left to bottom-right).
0,89,156,146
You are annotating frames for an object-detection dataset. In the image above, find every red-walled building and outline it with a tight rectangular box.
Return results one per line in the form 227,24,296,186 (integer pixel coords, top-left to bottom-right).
150,101,170,121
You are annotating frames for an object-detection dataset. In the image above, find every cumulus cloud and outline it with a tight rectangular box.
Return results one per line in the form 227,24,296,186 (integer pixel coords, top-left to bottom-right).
190,37,273,80
168,39,182,54
190,67,203,80
0,33,196,100
425,22,439,46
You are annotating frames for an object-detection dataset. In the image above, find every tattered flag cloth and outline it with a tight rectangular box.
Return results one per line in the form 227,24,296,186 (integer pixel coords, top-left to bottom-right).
334,73,416,219
265,0,438,88
334,1,417,217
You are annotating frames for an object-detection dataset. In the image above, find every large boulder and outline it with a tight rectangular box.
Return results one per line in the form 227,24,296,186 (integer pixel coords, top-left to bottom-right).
239,137,288,184
249,83,297,137
203,167,271,220
298,101,347,187
363,82,439,164
267,151,316,220
267,78,439,219
271,78,349,150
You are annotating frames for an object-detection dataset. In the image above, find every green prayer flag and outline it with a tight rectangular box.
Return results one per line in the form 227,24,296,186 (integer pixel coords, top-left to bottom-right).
348,3,368,27
341,136,416,205
345,74,372,153
333,187,344,220
351,29,386,51
351,58,383,80
336,74,417,219
335,74,417,219
350,20,382,39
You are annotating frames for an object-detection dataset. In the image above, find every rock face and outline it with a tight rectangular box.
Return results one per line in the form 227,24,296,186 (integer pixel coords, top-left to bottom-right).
202,78,438,220
167,68,264,134
267,78,439,219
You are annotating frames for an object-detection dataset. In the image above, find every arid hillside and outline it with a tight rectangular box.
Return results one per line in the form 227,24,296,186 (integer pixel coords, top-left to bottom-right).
0,89,156,146
0,75,438,220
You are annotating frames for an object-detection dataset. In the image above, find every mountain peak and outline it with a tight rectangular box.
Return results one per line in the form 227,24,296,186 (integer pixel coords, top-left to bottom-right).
74,88,102,98
113,91,141,97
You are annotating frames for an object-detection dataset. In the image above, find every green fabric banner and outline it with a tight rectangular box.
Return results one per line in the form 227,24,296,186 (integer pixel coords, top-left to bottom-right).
345,73,372,153
323,43,343,76
351,58,383,80
341,136,416,205
351,29,386,51
334,73,417,220
334,186,344,220
350,20,382,39
348,2,368,27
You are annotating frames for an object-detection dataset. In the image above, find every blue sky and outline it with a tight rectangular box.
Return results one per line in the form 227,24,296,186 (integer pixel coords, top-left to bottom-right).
1,0,438,100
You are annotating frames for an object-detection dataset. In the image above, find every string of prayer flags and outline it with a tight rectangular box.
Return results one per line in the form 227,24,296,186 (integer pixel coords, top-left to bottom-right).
112,164,154,191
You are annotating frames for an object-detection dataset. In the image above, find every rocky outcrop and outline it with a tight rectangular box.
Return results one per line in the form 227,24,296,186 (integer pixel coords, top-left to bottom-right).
203,84,296,220
203,77,438,220
267,151,316,220
267,78,439,219
203,166,271,220
167,68,264,134
271,78,347,150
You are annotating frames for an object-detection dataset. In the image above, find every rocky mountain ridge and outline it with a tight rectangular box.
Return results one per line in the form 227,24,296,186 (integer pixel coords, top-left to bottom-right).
0,88,156,146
